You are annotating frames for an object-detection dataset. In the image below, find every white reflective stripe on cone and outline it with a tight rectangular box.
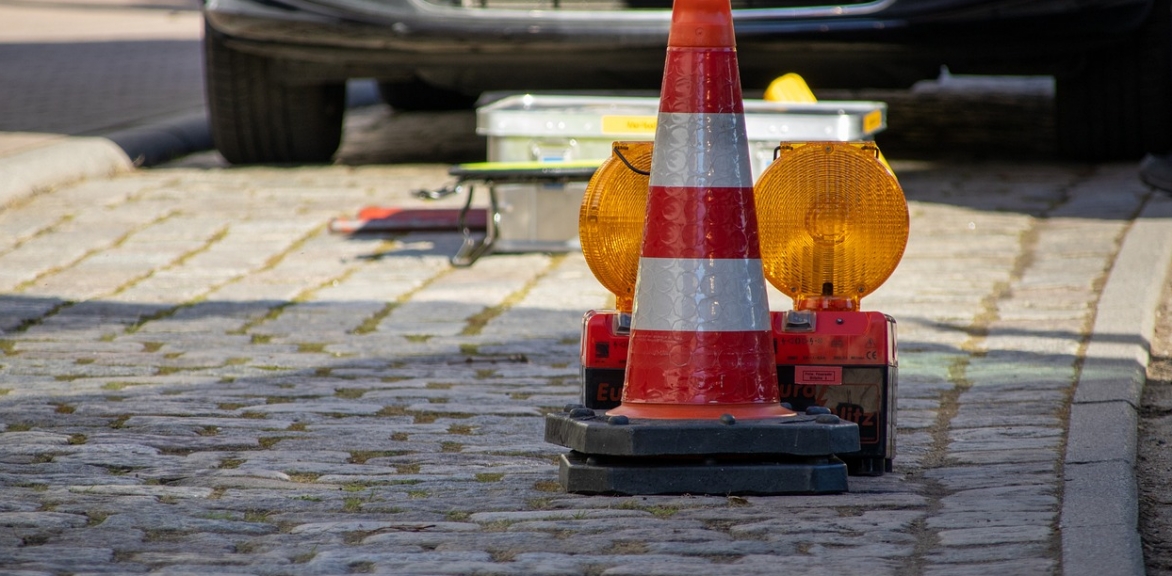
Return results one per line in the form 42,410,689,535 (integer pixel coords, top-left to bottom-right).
650,112,753,189
631,257,771,332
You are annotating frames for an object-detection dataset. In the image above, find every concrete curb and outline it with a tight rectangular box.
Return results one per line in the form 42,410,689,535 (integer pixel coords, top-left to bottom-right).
1062,192,1172,576
0,78,381,207
0,137,135,208
0,112,212,208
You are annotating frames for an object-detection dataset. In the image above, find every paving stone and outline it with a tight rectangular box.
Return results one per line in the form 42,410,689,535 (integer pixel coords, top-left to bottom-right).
939,485,1058,513
948,447,1064,466
923,541,1052,564
925,509,1055,530
923,558,1056,576
0,512,89,530
947,426,1064,452
937,523,1052,546
922,462,1055,491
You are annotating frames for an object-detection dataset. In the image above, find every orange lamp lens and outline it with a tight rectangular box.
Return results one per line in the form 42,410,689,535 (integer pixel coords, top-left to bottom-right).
577,140,908,313
755,142,908,310
578,142,652,313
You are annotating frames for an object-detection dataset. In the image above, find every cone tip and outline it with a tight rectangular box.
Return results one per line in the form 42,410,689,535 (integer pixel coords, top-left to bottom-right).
668,0,736,48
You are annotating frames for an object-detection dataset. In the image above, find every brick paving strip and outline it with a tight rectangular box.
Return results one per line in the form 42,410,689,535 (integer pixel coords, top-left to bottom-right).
0,146,1164,575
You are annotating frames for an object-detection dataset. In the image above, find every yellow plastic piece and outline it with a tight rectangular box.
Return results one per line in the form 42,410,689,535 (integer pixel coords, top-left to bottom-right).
763,73,818,103
578,142,652,313
601,116,658,134
763,73,893,174
755,142,908,311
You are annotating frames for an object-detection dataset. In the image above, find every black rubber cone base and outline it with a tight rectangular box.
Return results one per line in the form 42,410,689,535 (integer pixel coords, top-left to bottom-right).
544,407,860,457
544,406,860,495
559,451,849,495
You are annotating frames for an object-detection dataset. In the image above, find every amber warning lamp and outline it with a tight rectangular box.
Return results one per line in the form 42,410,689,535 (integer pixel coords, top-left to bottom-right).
756,142,908,312
757,141,907,475
578,141,652,315
579,141,907,314
558,138,909,484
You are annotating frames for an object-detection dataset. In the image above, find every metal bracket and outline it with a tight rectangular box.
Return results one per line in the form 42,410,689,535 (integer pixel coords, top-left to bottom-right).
444,162,599,267
412,183,462,200
450,183,500,267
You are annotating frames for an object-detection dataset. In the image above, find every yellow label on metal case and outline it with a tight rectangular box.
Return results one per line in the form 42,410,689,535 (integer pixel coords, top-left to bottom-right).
863,110,883,134
602,116,657,134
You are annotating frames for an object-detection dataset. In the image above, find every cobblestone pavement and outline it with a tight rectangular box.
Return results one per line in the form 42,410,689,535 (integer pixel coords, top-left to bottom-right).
0,91,1166,572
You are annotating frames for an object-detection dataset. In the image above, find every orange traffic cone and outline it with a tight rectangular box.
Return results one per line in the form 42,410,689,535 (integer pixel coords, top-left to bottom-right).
543,0,860,495
608,0,792,420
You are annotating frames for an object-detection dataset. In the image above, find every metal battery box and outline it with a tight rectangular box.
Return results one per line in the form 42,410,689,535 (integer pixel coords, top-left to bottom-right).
474,94,887,254
773,310,897,476
579,308,897,476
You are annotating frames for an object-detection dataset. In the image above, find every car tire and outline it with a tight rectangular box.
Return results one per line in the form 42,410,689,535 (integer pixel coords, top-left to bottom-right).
203,22,345,164
1055,0,1172,161
378,78,478,111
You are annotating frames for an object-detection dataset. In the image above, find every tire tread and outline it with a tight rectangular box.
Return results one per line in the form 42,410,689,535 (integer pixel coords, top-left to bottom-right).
204,22,344,164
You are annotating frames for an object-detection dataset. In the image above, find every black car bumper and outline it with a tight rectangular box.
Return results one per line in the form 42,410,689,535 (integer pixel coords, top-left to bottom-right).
203,0,1154,90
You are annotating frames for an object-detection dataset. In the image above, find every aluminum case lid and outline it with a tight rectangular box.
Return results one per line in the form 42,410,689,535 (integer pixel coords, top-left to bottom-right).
476,93,887,142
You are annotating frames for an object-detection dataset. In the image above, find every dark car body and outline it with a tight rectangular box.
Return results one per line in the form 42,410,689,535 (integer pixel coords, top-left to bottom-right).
201,0,1172,163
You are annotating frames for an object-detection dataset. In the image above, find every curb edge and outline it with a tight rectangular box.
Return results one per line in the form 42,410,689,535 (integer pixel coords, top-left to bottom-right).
1062,192,1172,576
